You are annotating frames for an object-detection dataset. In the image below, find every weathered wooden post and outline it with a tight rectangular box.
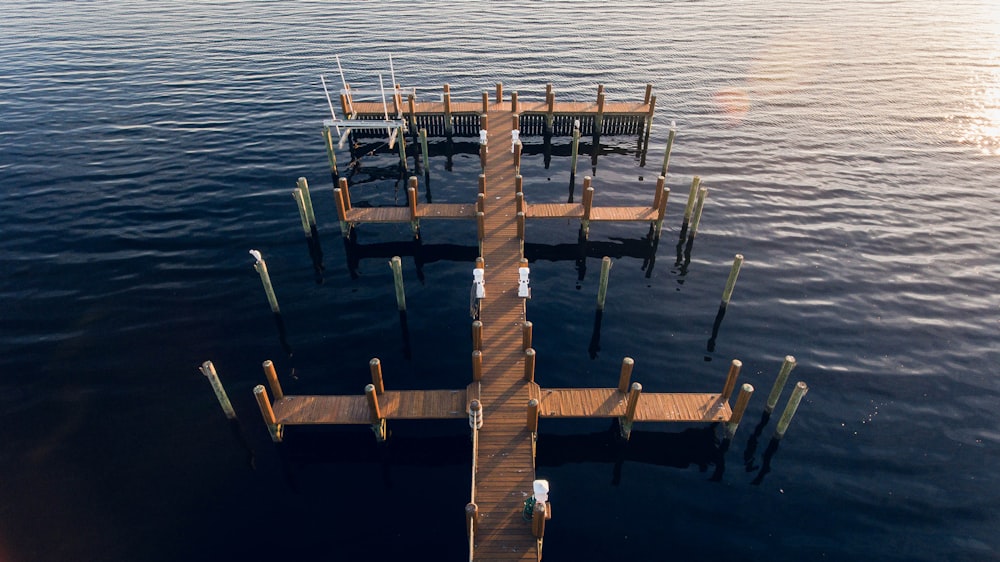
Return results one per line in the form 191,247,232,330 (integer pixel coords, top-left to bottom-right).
472,350,483,381
570,119,581,186
720,359,742,403
682,176,702,226
765,355,797,414
477,192,485,214
407,94,417,135
515,191,524,215
389,256,406,312
477,211,485,255
496,82,503,103
532,501,547,538
595,87,606,140
660,121,676,178
407,177,420,235
581,176,594,239
524,348,536,382
617,357,634,394
262,359,284,401
689,187,708,239
621,382,642,439
472,320,483,352
322,126,339,180
513,138,522,176
292,188,312,238
443,83,453,137
334,177,351,237
596,256,612,311
642,94,657,154
511,91,519,113
397,126,408,172
419,128,430,177
546,90,555,134
200,360,236,419
295,175,317,228
725,383,754,438
522,320,533,351
249,249,280,314
478,173,486,198
482,91,489,113
516,211,525,241
527,398,540,433
721,254,744,308
774,382,809,439
253,384,283,442
364,383,386,441
466,502,479,538
515,174,523,195
653,177,670,240
369,357,385,395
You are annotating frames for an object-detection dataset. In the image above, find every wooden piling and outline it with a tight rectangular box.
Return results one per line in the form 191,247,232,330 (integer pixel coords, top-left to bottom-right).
517,211,525,241
644,83,653,105
524,348,536,382
443,84,453,136
765,355,797,413
466,502,479,537
419,128,429,173
322,126,339,178
408,94,417,133
364,383,382,421
292,188,312,237
482,91,489,114
200,360,236,420
397,127,408,171
642,94,657,152
478,173,486,197
477,192,485,214
511,91,519,113
250,250,280,314
596,256,612,311
546,90,555,132
389,256,406,311
522,320,533,351
570,120,581,179
262,359,284,401
721,254,744,306
689,187,708,238
477,211,485,249
683,176,701,224
595,91,606,137
514,139,522,175
369,358,385,395
621,382,642,439
253,384,282,442
287,177,312,224
469,399,483,430
582,177,594,238
654,176,670,239
407,178,419,221
333,187,350,237
618,357,634,394
472,350,483,382
724,383,754,438
472,320,483,351
527,398,539,433
660,123,676,178
515,174,523,195
495,82,503,103
775,382,809,439
720,359,742,402
532,502,546,538
515,191,524,215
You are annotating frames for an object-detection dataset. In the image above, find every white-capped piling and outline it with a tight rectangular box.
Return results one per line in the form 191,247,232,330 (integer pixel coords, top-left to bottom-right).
721,254,744,306
253,384,282,442
249,249,280,314
725,383,754,438
200,360,236,420
389,256,406,312
765,355,797,414
596,256,612,311
683,176,702,225
774,382,809,439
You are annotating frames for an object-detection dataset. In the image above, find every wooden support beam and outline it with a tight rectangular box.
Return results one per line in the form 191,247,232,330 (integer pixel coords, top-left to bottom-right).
262,359,283,401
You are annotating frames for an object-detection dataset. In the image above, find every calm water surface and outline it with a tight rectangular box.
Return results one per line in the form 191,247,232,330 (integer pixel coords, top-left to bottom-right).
2,1,999,560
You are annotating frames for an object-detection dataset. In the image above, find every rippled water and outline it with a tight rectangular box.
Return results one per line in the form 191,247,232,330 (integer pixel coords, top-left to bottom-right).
2,1,999,560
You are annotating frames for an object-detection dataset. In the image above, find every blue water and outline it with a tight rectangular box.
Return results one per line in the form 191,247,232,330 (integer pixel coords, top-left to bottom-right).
2,1,999,560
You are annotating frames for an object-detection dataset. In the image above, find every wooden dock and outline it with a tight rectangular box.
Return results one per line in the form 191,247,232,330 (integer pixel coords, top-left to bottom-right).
246,85,758,561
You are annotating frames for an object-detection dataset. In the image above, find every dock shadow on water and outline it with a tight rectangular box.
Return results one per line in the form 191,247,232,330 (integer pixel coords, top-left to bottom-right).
305,227,325,285
272,312,293,358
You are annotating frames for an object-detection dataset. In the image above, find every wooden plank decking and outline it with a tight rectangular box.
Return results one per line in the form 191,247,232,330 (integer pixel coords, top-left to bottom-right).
472,103,540,561
273,389,468,425
536,388,731,422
